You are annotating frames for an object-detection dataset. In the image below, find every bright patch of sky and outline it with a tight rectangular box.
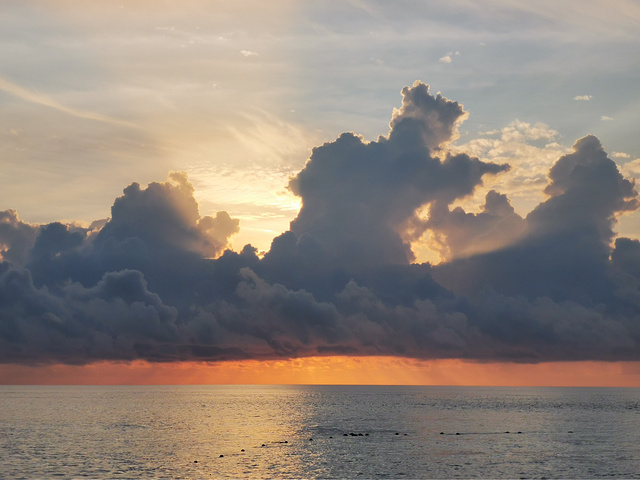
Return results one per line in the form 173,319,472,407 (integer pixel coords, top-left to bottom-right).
1,0,639,251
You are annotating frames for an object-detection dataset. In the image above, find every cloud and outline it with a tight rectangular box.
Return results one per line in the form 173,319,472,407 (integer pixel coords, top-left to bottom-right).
286,81,507,267
574,95,593,101
499,120,558,142
0,265,182,364
426,190,526,260
620,158,640,179
0,75,137,128
612,151,631,159
240,50,258,57
0,210,39,266
439,51,460,63
449,120,567,218
2,82,640,366
96,171,239,259
602,115,614,121
434,135,638,304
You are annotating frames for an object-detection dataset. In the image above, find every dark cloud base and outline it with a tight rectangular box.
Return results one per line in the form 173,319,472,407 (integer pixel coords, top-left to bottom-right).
2,82,639,366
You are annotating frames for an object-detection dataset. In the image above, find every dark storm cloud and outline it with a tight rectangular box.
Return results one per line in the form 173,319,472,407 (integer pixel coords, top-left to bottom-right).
2,82,640,365
0,265,180,364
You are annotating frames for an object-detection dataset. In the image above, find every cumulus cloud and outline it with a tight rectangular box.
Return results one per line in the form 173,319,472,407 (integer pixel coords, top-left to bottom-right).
574,95,593,101
0,266,181,364
450,120,568,217
96,171,238,259
620,158,640,179
287,81,507,268
2,82,640,365
0,210,38,266
434,135,638,304
426,190,526,260
438,51,460,64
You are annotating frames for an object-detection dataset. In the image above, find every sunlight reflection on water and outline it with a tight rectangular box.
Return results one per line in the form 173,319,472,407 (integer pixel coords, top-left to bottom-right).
1,385,639,478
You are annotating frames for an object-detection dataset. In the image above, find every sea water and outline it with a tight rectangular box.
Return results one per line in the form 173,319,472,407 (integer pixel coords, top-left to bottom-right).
1,385,639,479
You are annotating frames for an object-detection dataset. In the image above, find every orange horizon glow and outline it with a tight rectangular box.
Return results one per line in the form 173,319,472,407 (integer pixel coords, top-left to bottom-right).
1,356,640,387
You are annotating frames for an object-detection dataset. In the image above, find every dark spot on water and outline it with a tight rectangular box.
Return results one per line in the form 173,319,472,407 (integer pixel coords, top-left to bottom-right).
241,449,244,452
568,431,574,433
395,432,399,435
343,433,348,436
284,440,288,443
261,444,265,447
404,433,407,436
309,438,313,441
504,431,510,434
440,432,444,435
219,455,224,458
455,433,460,435
365,433,369,436
517,431,522,434
329,436,333,439
193,460,198,463
358,433,363,436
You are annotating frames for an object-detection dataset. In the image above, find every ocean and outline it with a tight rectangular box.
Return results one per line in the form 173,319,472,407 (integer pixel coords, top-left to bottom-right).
1,385,639,479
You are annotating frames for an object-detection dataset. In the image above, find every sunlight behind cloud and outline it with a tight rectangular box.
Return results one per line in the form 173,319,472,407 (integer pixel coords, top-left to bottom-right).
2,0,640,377
450,120,569,217
176,109,317,252
188,164,301,253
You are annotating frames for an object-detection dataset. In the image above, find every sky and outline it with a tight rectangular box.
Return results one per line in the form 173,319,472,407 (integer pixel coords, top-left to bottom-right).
2,0,640,385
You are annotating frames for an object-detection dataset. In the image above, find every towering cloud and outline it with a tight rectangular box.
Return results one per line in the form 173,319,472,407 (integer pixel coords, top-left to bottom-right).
288,81,508,268
1,82,640,365
433,135,638,304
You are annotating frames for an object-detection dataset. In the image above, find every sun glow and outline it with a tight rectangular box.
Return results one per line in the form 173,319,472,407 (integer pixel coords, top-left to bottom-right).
1,357,639,387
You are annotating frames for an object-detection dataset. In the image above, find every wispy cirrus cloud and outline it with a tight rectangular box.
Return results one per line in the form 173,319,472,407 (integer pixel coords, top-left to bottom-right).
0,75,137,128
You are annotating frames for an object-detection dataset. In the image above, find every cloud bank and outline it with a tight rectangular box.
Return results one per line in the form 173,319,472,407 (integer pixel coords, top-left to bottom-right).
2,81,639,365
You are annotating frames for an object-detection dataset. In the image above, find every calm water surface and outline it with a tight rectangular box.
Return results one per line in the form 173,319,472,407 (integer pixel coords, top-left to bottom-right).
1,385,639,478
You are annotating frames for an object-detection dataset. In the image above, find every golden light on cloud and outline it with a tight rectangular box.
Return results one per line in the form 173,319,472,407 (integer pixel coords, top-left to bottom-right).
2,357,639,387
451,120,569,218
